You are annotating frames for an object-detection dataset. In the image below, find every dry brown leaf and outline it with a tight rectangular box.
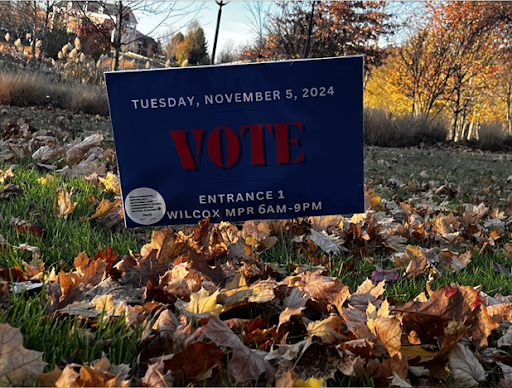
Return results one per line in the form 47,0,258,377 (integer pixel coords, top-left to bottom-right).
306,316,344,344
275,367,298,387
393,285,497,349
163,341,225,382
221,280,277,312
55,189,77,219
142,357,173,387
66,133,103,163
141,228,193,262
292,342,353,382
448,343,485,387
404,245,428,278
74,251,106,286
200,315,275,384
437,320,467,357
37,365,63,387
286,271,347,310
55,365,79,387
374,313,402,358
0,323,46,386
438,250,471,273
360,354,409,387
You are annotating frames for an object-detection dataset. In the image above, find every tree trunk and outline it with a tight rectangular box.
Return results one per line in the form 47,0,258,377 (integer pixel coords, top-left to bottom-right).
31,1,37,64
507,85,512,135
113,1,123,71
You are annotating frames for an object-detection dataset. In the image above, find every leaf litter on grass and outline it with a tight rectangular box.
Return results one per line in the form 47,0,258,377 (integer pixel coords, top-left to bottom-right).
3,109,512,385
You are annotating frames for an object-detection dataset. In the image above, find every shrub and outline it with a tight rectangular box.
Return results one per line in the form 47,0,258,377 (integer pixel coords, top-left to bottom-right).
69,84,109,116
0,69,109,116
0,71,46,107
364,108,448,147
475,121,506,151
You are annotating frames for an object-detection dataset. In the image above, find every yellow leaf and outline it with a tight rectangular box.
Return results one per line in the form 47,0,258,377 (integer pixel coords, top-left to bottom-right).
98,173,121,194
0,168,14,184
306,315,344,344
294,377,324,387
55,190,77,219
37,174,54,185
401,345,437,362
88,199,121,221
185,288,223,315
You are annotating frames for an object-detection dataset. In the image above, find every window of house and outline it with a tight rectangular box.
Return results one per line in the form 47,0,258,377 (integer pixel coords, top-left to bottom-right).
68,1,72,9
98,6,103,13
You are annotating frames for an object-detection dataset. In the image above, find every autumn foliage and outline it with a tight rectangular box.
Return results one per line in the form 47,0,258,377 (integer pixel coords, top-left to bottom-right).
365,1,512,142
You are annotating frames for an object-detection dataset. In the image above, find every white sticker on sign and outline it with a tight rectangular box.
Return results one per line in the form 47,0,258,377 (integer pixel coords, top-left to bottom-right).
125,187,166,225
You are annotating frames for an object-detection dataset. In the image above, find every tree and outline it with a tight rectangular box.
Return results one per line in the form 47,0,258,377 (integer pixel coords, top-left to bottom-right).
77,17,112,60
243,1,399,78
73,1,203,71
242,1,272,61
42,10,68,59
218,39,241,64
178,20,209,66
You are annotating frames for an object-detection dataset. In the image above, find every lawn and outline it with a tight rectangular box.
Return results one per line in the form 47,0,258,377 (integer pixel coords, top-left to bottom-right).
1,105,512,387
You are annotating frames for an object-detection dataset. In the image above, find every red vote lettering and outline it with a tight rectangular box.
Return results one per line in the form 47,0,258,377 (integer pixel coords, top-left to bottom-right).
169,121,304,170
240,124,273,165
207,126,240,168
169,128,204,170
275,122,304,163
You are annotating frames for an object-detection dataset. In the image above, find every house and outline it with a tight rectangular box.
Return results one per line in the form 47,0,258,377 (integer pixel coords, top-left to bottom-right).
133,31,161,58
52,1,138,52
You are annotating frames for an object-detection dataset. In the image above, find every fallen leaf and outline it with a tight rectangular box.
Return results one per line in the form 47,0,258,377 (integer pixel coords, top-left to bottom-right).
309,229,340,254
88,199,121,221
55,189,77,219
184,287,223,316
163,341,225,382
141,228,193,263
200,315,275,384
493,261,509,277
0,183,23,199
98,173,121,194
0,323,46,386
66,133,103,163
221,280,277,312
371,266,399,283
437,320,467,357
37,365,63,387
293,376,325,387
0,168,14,183
32,145,56,160
11,217,45,237
306,316,344,344
142,357,173,387
448,343,485,387
55,366,79,387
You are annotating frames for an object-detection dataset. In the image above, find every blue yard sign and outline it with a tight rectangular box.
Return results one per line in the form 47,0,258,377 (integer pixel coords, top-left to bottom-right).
105,56,364,227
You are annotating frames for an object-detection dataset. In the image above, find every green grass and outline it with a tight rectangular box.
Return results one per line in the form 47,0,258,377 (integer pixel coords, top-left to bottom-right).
0,290,143,373
0,162,142,268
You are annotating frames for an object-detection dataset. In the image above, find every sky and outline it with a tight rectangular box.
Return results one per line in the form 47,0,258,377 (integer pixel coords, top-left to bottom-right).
135,1,272,61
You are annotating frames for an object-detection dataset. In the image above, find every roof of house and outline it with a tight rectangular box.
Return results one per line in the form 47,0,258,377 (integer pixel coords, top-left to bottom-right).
54,1,137,24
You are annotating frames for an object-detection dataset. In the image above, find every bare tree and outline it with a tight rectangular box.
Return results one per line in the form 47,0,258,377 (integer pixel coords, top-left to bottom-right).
73,1,203,71
243,1,272,60
218,39,241,63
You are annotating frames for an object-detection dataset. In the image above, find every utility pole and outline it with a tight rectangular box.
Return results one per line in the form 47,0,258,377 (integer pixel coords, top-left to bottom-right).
211,1,227,65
